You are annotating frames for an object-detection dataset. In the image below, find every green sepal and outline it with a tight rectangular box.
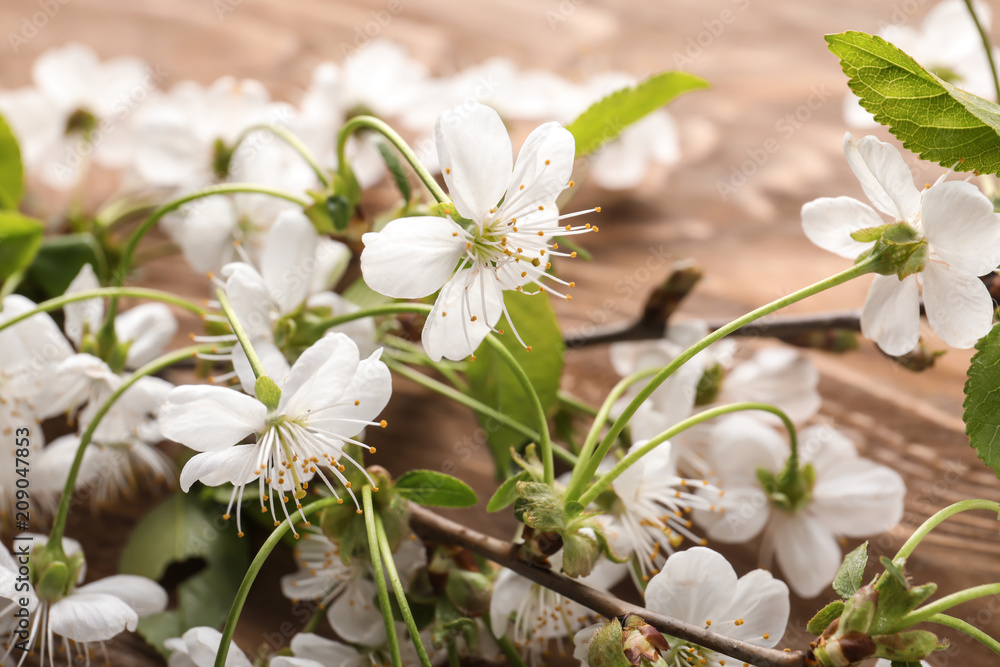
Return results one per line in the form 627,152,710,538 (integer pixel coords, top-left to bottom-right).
560,529,601,578
486,470,530,513
808,600,846,636
254,375,282,411
35,561,70,601
587,618,631,667
872,630,945,661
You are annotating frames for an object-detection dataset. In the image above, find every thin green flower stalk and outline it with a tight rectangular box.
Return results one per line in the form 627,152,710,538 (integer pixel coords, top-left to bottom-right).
565,257,878,505
232,123,331,187
102,183,310,336
964,0,1000,101
483,334,555,484
337,115,449,204
891,498,1000,563
46,344,216,558
214,496,343,667
363,486,403,667
928,613,1000,656
215,287,266,380
376,512,432,667
576,402,797,508
0,287,206,335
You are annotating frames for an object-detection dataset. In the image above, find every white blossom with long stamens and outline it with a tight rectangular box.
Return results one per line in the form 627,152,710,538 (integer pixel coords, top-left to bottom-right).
360,102,597,361
158,332,391,535
607,440,721,583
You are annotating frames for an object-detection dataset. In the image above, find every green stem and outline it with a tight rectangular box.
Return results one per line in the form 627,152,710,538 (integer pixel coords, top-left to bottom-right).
564,372,647,500
108,183,309,334
338,116,449,204
483,335,554,484
565,258,876,505
927,613,1000,656
891,499,1000,563
376,512,432,667
890,583,1000,632
964,0,1000,102
302,604,325,634
576,402,797,508
316,302,433,331
552,442,579,466
215,288,265,379
0,270,24,300
385,359,539,443
46,344,215,555
214,496,342,667
483,615,527,667
233,124,331,187
0,287,206,334
446,641,460,667
557,391,599,418
363,486,403,667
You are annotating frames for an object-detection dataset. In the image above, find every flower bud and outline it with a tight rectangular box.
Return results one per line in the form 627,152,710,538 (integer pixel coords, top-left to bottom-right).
587,619,632,667
810,631,876,666
872,629,944,662
444,568,493,618
561,530,602,579
622,615,670,665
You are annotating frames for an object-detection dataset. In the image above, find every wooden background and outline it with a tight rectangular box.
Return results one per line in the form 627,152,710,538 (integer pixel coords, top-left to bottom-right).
2,0,999,664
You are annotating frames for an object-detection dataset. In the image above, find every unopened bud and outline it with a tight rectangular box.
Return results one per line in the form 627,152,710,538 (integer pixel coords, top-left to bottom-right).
872,629,944,662
587,619,631,667
444,568,493,617
622,615,670,665
810,631,877,666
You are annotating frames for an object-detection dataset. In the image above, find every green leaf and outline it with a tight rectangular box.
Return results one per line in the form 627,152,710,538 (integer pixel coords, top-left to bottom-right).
0,212,43,283
566,71,709,158
119,493,250,656
807,600,846,635
834,541,869,599
375,138,412,203
24,234,107,297
467,291,565,478
0,114,24,210
395,469,478,508
964,322,1000,476
486,470,530,512
827,31,1000,176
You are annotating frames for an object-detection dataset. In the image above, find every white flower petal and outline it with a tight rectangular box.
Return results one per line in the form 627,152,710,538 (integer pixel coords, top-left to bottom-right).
360,216,467,299
328,578,386,645
232,340,290,395
49,591,138,642
179,445,260,491
166,626,253,667
289,633,363,667
721,348,821,424
922,260,996,349
861,274,921,356
798,425,857,471
922,180,1000,275
76,575,167,617
436,103,513,221
812,458,906,537
643,547,737,627
64,263,104,347
223,262,274,341
169,198,237,273
695,486,772,544
500,122,574,217
773,512,841,598
308,350,391,439
801,196,883,259
116,303,179,369
842,133,921,222
719,569,789,647
159,385,266,452
709,415,788,488
261,210,319,315
421,267,503,362
489,568,533,637
279,333,361,417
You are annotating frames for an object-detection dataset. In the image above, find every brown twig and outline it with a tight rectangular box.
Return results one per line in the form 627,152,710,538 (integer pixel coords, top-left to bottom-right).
408,504,807,667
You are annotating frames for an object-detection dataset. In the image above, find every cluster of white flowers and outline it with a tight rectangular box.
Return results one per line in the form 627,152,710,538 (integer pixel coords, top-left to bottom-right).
3,4,997,663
